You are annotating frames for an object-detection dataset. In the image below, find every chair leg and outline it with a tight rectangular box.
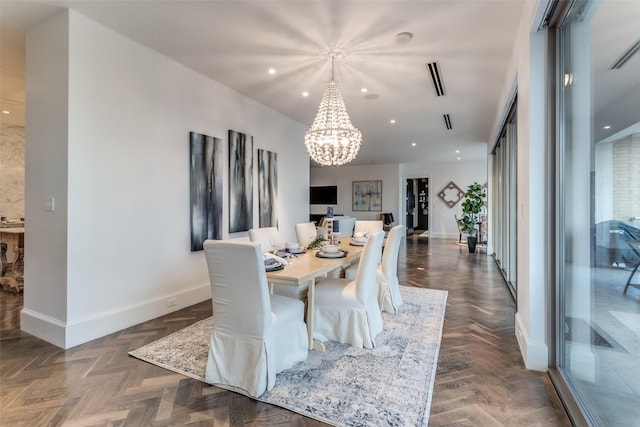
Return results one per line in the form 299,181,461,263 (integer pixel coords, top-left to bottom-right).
624,262,640,294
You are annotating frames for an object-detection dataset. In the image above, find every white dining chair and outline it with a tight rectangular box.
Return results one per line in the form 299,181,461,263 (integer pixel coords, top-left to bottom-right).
295,222,318,247
343,220,385,279
203,240,308,398
248,226,283,252
353,220,384,236
377,224,404,314
312,230,385,349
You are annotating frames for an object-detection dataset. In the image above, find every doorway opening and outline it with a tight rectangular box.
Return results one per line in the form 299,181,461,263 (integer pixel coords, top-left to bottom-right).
406,177,429,235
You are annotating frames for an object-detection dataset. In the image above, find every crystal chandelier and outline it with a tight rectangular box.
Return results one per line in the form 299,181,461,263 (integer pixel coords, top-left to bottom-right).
304,56,362,166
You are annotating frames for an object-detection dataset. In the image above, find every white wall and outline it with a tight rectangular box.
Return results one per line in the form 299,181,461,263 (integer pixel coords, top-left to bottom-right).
402,160,487,239
23,11,70,345
309,160,487,240
310,163,401,222
24,10,309,348
491,0,549,371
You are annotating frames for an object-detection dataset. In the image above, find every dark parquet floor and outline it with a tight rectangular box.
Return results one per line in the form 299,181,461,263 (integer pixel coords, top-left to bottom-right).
0,236,571,426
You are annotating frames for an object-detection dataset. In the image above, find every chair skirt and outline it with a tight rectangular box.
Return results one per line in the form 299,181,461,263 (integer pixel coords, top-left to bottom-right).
205,294,307,397
312,278,382,349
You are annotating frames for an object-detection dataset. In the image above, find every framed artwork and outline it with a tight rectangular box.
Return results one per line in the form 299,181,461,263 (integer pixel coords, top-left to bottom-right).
353,180,382,211
258,149,278,227
189,131,223,251
229,130,253,233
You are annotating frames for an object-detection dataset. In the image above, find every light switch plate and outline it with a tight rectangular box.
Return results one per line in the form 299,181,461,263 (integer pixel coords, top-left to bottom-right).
44,197,55,212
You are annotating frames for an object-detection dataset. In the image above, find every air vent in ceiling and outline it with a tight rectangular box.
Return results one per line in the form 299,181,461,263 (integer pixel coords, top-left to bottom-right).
443,114,452,130
426,61,446,96
611,39,640,70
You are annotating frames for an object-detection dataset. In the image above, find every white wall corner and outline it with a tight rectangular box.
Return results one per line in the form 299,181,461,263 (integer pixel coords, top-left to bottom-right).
515,311,548,371
23,283,211,349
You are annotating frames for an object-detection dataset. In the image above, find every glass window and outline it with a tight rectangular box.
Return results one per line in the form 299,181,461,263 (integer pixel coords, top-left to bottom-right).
557,0,640,425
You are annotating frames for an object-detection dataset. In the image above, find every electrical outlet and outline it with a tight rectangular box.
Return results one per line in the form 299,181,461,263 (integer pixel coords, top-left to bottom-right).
167,298,177,307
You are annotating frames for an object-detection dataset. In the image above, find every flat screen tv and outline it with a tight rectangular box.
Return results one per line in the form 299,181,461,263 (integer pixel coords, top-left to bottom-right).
310,186,337,205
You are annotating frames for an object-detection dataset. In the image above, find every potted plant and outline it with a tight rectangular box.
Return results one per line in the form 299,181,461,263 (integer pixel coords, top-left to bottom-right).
456,182,487,253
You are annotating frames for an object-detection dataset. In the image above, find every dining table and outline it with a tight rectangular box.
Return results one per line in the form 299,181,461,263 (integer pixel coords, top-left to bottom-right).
266,239,364,351
0,226,25,293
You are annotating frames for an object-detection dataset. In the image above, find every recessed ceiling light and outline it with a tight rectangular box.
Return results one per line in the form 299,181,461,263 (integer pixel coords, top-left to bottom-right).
302,91,309,97
394,32,413,45
1,110,9,114
390,119,396,124
603,125,611,129
361,88,368,93
455,150,460,153
411,142,417,147
457,157,461,160
268,68,276,75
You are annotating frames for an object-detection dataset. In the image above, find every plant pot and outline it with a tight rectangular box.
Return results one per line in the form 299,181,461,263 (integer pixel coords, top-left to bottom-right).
467,235,477,253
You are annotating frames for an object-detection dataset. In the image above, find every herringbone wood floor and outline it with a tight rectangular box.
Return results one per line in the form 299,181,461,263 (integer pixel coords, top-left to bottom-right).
0,237,571,426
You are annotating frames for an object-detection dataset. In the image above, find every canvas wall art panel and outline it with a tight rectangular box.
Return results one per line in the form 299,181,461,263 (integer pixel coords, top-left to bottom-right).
353,180,382,211
258,149,278,227
190,132,223,251
229,130,253,233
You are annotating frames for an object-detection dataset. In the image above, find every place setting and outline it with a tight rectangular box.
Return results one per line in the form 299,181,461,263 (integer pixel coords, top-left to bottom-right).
349,232,368,246
264,257,285,272
283,241,306,255
315,243,348,258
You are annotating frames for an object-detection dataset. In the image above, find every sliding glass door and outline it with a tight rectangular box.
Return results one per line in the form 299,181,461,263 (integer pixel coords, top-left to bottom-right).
555,0,640,425
491,103,517,299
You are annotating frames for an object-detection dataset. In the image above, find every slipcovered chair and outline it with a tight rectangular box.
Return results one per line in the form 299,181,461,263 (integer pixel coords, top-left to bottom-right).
248,227,308,300
203,240,308,398
343,220,385,279
312,231,385,349
314,218,354,279
295,222,318,247
248,226,283,252
353,220,384,236
377,225,405,314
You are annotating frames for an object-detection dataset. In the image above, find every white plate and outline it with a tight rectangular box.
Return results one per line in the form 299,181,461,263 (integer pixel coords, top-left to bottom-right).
287,248,306,254
317,250,347,258
350,240,365,246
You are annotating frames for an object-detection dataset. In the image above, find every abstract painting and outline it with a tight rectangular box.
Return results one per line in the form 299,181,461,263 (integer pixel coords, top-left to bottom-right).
353,180,382,211
190,132,223,251
258,149,278,227
229,130,253,233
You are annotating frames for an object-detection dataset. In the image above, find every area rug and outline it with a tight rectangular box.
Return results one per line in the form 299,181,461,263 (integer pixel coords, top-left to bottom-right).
129,286,447,427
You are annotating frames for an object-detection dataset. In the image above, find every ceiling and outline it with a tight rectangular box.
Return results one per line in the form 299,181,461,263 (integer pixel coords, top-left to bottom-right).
1,0,530,166
4,0,637,169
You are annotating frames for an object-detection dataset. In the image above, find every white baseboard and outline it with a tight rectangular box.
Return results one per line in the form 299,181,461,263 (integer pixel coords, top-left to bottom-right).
515,312,548,371
21,309,67,348
426,232,458,240
21,283,211,349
